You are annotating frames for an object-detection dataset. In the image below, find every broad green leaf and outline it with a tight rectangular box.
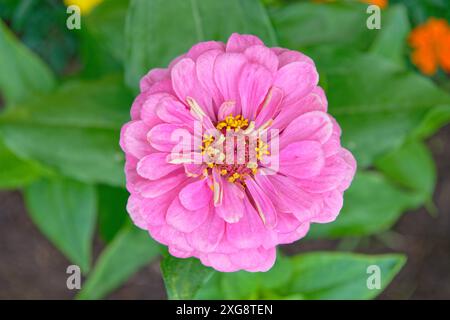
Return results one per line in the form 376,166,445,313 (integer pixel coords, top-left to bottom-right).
375,140,436,201
161,255,215,300
270,2,375,54
86,0,129,63
77,224,160,300
369,5,410,65
287,252,405,299
24,176,96,273
97,185,129,243
308,171,421,238
0,137,45,189
325,54,450,166
81,0,129,77
0,76,132,186
413,104,450,139
125,0,277,89
0,19,55,105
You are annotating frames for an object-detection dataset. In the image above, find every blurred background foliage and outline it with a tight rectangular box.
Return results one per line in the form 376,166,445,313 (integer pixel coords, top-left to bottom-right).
0,0,449,299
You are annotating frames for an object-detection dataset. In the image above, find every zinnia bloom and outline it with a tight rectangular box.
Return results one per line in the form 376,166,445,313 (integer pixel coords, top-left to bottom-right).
120,33,356,272
409,18,450,76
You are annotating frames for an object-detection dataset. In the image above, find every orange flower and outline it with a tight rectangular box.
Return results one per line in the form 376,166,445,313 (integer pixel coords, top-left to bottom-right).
313,0,388,8
409,18,450,76
361,0,388,9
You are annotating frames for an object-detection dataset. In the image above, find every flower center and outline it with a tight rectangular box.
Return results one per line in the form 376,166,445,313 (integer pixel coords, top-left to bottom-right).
201,114,269,184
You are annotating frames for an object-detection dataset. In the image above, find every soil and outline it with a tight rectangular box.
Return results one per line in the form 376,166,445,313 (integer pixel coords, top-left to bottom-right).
0,126,449,300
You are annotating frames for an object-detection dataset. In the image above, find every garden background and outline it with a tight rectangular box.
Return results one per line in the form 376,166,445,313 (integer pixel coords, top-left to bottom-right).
0,0,450,299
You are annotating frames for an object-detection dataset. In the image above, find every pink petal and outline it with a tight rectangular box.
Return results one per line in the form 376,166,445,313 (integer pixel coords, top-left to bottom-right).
196,49,224,112
218,101,237,121
275,48,314,68
296,153,353,193
140,68,169,92
178,179,212,210
226,33,264,52
136,153,179,180
147,123,192,152
312,190,344,223
255,86,284,127
272,87,328,130
155,96,194,125
269,174,320,222
186,210,225,253
279,141,325,179
245,178,277,228
280,111,333,148
166,197,210,233
186,41,225,60
120,121,153,159
226,197,266,249
244,45,279,73
134,172,187,198
171,58,215,120
239,63,273,120
274,61,318,107
215,181,245,223
213,53,247,114
229,247,276,271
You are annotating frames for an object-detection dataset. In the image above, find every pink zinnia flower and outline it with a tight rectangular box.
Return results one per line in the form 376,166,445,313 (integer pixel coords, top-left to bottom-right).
120,33,356,272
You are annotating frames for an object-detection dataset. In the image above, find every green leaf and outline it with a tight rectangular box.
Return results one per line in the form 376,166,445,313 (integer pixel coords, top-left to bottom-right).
97,185,129,243
125,0,277,90
375,140,436,201
0,76,132,186
0,19,55,105
369,5,410,65
77,224,160,300
86,0,129,63
287,252,406,299
0,137,45,189
308,171,421,238
325,54,450,166
161,255,215,300
413,104,450,139
81,0,129,77
270,2,374,53
24,176,96,273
